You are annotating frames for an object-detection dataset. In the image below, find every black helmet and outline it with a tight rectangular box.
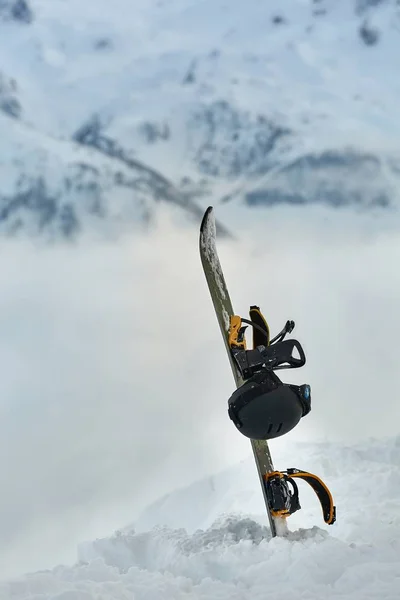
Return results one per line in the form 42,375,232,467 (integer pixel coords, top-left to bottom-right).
228,369,311,440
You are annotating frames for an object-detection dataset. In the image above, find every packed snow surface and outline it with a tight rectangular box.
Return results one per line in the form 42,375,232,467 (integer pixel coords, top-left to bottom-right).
1,436,399,599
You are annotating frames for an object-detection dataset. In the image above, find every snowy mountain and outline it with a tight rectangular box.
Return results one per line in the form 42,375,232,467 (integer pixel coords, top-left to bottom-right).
2,436,399,599
2,0,400,237
0,110,215,239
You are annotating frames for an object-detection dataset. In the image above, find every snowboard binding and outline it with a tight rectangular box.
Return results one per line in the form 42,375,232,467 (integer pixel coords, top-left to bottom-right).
265,469,336,525
227,307,311,440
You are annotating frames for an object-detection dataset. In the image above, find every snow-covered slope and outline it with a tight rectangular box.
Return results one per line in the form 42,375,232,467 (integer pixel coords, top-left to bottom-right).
2,0,400,237
0,110,212,239
2,436,399,599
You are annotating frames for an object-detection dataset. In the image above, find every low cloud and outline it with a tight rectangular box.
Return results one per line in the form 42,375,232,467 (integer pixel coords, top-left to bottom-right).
0,206,399,578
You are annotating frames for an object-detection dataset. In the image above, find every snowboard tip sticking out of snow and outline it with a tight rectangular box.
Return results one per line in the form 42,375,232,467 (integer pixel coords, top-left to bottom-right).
199,206,336,538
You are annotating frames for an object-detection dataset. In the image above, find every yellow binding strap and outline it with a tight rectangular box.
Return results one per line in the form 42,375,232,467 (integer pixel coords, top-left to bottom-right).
229,315,247,349
287,469,336,525
249,305,270,348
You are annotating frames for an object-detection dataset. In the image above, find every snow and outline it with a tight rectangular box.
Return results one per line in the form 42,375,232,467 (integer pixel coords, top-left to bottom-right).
1,436,400,599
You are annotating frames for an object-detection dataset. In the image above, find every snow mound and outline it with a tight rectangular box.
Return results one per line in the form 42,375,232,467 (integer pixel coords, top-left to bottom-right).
1,517,399,599
1,437,400,599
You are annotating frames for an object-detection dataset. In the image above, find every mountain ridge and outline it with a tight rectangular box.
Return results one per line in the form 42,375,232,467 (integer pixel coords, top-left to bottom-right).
1,0,400,237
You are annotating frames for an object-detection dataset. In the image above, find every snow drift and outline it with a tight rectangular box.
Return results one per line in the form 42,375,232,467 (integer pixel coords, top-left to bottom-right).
1,436,400,599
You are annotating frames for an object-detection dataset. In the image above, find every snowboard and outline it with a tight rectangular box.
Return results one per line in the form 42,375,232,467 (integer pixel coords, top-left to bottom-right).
199,206,288,538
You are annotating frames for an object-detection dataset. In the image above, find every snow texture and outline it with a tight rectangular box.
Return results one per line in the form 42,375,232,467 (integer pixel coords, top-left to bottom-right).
1,436,400,599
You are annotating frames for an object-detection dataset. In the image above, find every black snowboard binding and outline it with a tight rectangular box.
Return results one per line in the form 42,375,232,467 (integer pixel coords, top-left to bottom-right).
228,307,311,441
264,469,336,525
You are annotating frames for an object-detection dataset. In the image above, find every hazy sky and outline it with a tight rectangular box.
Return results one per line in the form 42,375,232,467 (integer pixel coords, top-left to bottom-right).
0,205,399,579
